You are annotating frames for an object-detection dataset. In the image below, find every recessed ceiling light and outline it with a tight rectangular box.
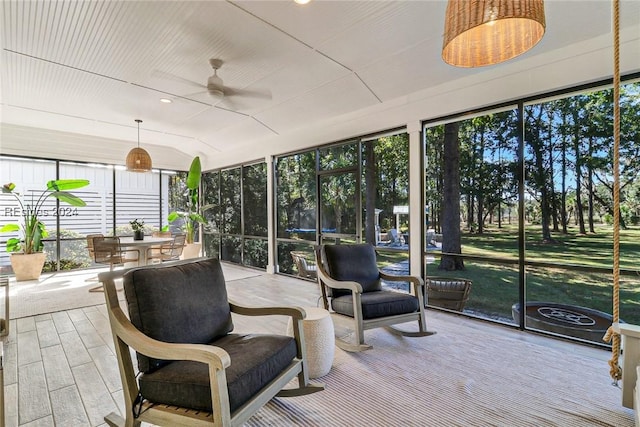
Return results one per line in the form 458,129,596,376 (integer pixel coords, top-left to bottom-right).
160,98,172,104
294,0,311,4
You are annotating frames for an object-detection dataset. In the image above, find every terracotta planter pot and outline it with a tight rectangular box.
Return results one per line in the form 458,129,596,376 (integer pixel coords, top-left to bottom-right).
10,252,46,281
181,243,202,260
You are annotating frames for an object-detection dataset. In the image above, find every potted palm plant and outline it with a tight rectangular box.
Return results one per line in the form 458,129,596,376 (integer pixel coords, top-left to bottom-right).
1,179,90,281
168,156,208,259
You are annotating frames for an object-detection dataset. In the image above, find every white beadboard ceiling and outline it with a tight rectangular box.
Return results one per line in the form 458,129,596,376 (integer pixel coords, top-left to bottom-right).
0,1,638,171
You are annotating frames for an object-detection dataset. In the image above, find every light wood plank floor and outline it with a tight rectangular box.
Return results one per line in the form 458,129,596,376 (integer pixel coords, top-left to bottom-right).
2,268,322,427
1,264,614,426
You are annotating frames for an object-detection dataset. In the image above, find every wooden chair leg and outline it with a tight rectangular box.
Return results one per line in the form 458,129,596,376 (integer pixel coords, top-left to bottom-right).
104,411,141,427
335,337,372,352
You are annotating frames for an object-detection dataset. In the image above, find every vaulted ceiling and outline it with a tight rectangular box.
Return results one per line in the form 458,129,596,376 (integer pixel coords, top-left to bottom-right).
1,1,639,171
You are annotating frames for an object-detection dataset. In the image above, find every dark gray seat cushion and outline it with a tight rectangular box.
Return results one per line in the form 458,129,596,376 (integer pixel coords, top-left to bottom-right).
331,291,419,319
123,258,234,373
323,244,381,298
138,333,297,413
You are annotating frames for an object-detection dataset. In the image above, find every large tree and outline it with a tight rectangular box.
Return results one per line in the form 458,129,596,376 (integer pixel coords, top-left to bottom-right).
439,122,464,271
525,104,554,242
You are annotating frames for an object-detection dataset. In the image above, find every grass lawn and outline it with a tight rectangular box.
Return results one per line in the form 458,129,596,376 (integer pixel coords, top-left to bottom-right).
376,224,640,326
461,223,640,270
432,224,640,325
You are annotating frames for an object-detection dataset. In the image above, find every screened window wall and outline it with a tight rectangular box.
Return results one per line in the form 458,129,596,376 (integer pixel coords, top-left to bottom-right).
424,109,519,324
275,150,318,276
423,79,640,346
275,134,410,279
0,155,181,274
361,134,410,282
202,161,268,269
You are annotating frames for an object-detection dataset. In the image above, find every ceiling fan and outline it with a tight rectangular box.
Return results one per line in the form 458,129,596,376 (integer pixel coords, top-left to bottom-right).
152,58,277,134
169,58,271,110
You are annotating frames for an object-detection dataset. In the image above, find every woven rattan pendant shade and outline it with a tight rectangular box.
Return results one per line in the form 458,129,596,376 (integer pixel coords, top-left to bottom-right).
126,119,152,172
442,0,546,68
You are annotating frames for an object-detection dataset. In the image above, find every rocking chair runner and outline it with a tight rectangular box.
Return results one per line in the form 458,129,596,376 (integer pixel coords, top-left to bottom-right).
316,243,435,352
100,257,323,427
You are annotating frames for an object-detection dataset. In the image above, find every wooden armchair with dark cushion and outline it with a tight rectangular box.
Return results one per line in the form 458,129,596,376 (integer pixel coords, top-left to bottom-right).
100,257,323,427
316,243,435,352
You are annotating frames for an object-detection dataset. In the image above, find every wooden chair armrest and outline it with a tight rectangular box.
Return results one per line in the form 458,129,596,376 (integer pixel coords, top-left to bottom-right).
380,271,424,287
230,302,310,362
229,302,306,320
316,266,363,293
99,268,126,283
109,306,230,370
380,271,424,296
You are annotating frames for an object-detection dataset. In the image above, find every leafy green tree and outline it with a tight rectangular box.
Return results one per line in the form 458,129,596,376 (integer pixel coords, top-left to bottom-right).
587,85,640,229
364,140,377,244
372,134,409,232
425,126,444,232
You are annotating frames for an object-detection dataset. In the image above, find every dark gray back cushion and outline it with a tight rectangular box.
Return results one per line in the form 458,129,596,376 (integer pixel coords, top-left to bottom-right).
323,244,381,298
124,258,233,373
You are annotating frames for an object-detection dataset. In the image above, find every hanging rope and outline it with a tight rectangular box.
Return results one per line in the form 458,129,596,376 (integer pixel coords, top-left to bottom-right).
602,0,622,384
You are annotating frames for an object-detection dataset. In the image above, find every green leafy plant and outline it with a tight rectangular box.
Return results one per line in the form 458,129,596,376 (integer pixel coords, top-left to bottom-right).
1,180,90,254
129,218,145,232
168,156,209,244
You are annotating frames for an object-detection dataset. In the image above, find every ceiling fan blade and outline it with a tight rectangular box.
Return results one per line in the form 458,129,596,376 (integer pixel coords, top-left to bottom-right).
153,70,206,90
225,87,272,100
180,90,210,98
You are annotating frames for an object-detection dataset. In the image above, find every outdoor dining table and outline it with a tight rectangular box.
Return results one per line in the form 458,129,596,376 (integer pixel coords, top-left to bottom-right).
119,236,174,266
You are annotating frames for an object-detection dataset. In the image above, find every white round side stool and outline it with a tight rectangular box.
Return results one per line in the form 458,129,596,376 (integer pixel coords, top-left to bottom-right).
287,307,335,379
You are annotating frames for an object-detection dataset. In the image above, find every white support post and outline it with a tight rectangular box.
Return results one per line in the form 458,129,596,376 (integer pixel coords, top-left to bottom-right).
266,155,277,274
615,322,640,409
408,122,423,278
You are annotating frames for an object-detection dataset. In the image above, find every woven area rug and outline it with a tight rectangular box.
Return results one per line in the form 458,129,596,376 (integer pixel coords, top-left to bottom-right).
248,313,634,426
8,263,262,319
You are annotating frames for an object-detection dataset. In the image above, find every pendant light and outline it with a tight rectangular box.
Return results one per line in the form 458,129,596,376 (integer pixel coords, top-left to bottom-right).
126,119,152,172
442,0,546,68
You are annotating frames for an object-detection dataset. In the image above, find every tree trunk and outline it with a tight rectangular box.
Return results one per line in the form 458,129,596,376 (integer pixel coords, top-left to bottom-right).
587,137,595,233
439,122,464,271
476,129,485,234
561,114,568,234
530,107,552,242
364,141,377,244
548,119,559,232
573,111,586,234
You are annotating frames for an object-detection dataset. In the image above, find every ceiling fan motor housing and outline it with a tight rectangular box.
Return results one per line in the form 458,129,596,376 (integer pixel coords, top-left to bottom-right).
207,78,224,98
207,58,225,98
